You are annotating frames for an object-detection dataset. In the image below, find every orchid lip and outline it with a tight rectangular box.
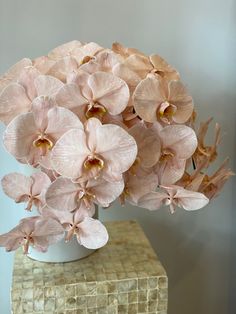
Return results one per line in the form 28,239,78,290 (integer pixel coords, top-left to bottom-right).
159,148,175,162
33,134,54,155
83,154,104,171
158,101,177,123
85,101,107,119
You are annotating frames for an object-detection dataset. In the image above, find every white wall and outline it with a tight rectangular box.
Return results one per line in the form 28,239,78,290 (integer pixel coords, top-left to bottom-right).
0,1,235,313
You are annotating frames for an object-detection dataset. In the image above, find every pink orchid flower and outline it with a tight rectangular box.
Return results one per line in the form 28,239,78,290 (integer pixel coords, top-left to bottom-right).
47,42,104,81
51,117,137,182
138,185,209,213
0,70,63,124
48,208,108,249
0,216,64,254
0,58,32,94
56,70,130,122
3,96,83,168
153,125,197,185
79,50,120,74
46,176,124,212
133,76,193,124
1,172,51,212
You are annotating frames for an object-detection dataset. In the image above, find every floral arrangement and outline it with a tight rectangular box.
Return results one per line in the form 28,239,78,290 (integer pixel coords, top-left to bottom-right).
0,41,233,254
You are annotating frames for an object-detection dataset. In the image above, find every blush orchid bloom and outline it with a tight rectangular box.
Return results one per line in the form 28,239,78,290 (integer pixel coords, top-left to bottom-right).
0,216,64,254
51,118,137,182
3,96,82,168
138,185,209,214
0,71,63,124
133,76,193,124
154,125,197,185
48,208,108,249
56,70,129,122
46,176,124,213
1,172,51,212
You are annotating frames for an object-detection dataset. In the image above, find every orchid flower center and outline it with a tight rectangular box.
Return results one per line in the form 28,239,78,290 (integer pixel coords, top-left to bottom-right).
22,235,34,254
25,196,39,212
159,148,175,162
77,189,96,208
65,223,79,242
83,155,104,178
86,101,107,119
80,55,95,65
158,101,177,124
152,68,165,78
33,134,53,156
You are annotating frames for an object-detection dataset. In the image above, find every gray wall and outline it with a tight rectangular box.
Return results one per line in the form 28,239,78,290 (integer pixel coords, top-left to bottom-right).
0,1,235,313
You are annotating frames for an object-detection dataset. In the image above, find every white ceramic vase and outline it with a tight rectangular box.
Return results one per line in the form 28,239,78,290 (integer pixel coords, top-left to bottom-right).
20,164,98,263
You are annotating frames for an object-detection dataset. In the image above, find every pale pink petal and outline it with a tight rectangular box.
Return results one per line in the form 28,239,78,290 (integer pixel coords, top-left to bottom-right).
51,129,90,179
74,207,91,223
174,188,209,210
77,217,108,249
33,217,64,237
129,123,161,167
1,172,32,202
122,54,152,78
31,172,51,197
168,81,193,123
33,56,55,74
87,178,124,207
125,172,159,204
17,66,40,100
46,177,79,211
0,58,32,93
160,125,197,159
32,96,55,132
46,106,84,141
55,83,88,119
88,72,129,115
0,83,31,124
48,40,84,60
155,158,186,185
34,75,63,96
3,112,37,158
113,62,142,92
133,76,165,122
0,226,23,252
138,191,167,210
47,57,78,82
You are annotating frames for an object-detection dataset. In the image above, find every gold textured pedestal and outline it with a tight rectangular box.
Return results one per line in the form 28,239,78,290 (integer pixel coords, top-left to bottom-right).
11,221,168,314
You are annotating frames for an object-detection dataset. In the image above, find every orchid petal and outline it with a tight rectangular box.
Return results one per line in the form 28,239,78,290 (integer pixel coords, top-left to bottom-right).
0,83,31,124
77,217,108,249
